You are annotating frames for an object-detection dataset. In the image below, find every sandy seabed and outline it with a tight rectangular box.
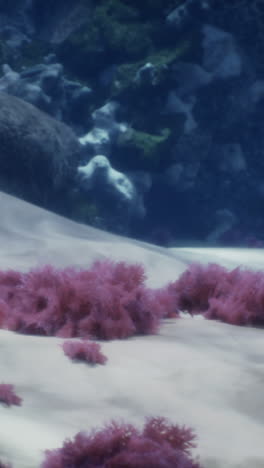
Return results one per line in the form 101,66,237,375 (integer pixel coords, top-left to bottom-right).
0,191,264,468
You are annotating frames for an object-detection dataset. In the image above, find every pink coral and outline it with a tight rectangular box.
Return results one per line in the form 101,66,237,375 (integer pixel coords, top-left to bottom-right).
41,416,201,468
62,340,107,364
0,259,263,339
0,384,22,406
171,263,264,326
0,261,170,339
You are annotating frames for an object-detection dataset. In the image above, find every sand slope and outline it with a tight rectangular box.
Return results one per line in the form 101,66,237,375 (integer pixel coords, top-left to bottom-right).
0,191,263,468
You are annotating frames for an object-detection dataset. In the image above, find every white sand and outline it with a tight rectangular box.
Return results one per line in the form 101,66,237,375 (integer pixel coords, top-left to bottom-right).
0,191,264,468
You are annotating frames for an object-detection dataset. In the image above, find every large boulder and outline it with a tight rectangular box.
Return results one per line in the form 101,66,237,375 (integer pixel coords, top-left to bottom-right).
0,92,82,208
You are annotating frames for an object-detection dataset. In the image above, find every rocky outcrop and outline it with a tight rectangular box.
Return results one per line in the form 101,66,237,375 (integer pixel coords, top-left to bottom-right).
0,92,82,209
0,0,264,245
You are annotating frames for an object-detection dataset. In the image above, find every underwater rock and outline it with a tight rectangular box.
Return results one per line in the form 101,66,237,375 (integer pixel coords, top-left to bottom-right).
77,155,135,202
0,60,93,130
79,101,128,155
0,92,82,205
77,155,146,219
202,24,242,79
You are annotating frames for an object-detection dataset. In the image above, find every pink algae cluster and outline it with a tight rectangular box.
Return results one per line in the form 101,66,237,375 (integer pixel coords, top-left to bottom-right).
2,259,264,467
41,416,201,468
62,339,107,365
0,384,22,406
0,260,262,341
0,260,176,340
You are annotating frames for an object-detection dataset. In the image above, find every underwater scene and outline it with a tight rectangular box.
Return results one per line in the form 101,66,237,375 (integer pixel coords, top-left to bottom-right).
0,2,264,468
0,0,263,247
